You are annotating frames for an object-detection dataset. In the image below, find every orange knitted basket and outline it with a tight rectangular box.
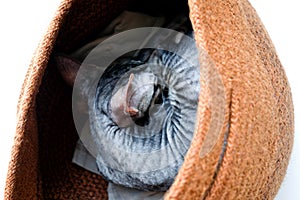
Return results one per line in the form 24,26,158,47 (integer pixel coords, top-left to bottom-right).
5,0,294,199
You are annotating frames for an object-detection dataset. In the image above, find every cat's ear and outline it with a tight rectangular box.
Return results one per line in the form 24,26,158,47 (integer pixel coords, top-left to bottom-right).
55,55,81,86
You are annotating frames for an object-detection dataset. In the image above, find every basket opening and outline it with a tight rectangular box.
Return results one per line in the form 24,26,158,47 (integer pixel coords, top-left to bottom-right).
37,0,193,199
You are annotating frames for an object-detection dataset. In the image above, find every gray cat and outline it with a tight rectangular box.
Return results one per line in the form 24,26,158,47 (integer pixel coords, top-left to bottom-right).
56,10,200,198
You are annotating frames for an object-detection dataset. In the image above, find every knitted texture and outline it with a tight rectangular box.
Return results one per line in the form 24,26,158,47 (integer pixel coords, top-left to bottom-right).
5,0,293,199
165,0,294,199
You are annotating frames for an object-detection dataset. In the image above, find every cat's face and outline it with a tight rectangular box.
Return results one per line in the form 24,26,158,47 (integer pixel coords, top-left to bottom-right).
56,55,163,128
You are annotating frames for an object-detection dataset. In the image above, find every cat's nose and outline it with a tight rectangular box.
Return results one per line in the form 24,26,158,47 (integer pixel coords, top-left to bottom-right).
110,73,141,127
110,73,157,127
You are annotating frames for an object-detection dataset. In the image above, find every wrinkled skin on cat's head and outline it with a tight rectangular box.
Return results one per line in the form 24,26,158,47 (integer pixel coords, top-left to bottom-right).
56,55,159,127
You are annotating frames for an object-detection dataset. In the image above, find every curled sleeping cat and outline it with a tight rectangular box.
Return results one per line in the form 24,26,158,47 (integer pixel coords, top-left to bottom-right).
56,11,200,200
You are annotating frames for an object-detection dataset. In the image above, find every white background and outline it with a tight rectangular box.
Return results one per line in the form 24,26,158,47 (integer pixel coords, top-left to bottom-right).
0,0,298,199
